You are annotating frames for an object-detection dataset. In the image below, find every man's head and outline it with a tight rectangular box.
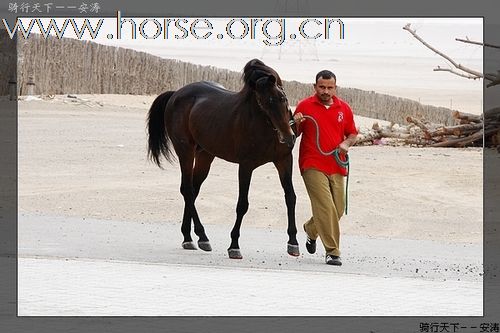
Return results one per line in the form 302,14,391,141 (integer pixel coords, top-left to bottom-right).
314,70,337,104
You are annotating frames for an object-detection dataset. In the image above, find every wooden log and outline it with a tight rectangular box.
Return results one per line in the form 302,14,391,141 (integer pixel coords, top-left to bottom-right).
459,118,481,125
387,123,411,134
488,129,500,146
484,109,500,137
406,116,434,132
430,127,497,147
379,129,413,139
355,130,381,144
484,107,500,120
403,137,437,146
452,111,482,123
430,136,478,148
407,116,437,140
427,123,483,137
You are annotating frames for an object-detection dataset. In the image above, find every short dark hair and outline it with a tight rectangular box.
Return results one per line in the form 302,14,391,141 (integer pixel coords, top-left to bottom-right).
315,70,336,83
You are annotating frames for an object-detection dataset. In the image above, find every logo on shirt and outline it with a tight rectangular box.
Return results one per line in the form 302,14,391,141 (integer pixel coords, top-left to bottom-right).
337,112,344,122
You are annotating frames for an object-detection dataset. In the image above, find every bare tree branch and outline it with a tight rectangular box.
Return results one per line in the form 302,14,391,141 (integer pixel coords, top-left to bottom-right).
434,66,481,79
486,78,500,88
484,71,500,87
455,37,500,49
403,23,483,80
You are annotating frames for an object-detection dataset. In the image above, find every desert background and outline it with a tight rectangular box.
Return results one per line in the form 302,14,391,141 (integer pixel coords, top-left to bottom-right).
14,17,485,316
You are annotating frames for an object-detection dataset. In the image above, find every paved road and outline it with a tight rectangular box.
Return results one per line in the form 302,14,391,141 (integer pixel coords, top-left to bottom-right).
18,213,483,316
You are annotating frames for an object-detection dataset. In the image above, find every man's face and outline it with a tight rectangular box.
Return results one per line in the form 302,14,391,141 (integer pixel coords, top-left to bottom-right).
313,77,336,103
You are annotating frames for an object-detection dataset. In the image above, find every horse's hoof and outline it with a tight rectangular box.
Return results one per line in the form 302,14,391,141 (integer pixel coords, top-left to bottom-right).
228,248,243,259
198,241,212,252
287,243,300,257
182,241,197,250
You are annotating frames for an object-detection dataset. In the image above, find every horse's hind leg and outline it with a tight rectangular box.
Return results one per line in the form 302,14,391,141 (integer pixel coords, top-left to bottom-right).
191,149,215,251
177,147,198,250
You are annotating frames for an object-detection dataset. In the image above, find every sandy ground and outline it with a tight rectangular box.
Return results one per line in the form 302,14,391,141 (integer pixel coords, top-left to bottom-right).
17,94,484,316
18,94,482,243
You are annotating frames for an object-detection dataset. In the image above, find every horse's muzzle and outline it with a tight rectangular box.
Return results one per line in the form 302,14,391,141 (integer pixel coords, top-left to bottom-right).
277,129,296,149
284,133,296,149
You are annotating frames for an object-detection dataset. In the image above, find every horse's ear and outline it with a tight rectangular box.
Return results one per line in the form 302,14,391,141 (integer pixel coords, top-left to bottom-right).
255,75,276,91
248,70,266,88
255,76,272,91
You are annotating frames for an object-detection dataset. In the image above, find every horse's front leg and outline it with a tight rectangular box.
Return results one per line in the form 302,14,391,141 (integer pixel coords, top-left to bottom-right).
274,154,299,256
228,165,254,259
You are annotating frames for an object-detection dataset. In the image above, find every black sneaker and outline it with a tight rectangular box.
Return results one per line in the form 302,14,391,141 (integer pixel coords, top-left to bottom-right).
325,254,342,266
305,236,316,254
303,224,316,254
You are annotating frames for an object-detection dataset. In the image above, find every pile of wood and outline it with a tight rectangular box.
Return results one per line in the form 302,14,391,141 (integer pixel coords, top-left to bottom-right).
357,110,500,148
484,108,500,149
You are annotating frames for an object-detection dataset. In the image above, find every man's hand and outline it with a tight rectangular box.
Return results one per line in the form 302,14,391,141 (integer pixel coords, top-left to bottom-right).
338,134,359,154
338,141,350,154
293,112,305,124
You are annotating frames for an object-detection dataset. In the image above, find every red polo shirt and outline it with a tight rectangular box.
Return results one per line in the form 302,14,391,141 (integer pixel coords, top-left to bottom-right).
294,94,358,176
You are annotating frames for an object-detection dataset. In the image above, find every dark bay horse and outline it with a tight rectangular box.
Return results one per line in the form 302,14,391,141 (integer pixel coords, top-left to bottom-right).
147,59,299,259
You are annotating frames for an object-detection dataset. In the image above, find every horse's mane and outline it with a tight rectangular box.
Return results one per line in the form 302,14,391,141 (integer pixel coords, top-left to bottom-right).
241,59,283,93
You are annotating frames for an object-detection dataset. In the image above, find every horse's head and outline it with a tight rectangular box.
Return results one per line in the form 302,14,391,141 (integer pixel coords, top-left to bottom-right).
244,59,296,149
254,75,296,148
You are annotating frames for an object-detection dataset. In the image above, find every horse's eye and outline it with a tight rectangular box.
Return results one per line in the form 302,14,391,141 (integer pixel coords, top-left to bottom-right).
269,94,286,105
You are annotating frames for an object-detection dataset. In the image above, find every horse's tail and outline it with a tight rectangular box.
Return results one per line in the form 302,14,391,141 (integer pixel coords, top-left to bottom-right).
147,90,176,168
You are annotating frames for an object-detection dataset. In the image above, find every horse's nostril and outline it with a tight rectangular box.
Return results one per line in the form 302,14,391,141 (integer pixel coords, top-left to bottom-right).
278,133,285,143
287,134,296,148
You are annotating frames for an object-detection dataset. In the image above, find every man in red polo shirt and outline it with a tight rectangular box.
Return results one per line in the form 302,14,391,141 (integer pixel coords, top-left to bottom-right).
293,70,358,266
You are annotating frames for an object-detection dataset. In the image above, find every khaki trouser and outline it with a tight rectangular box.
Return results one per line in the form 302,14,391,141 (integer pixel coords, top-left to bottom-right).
302,168,345,257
